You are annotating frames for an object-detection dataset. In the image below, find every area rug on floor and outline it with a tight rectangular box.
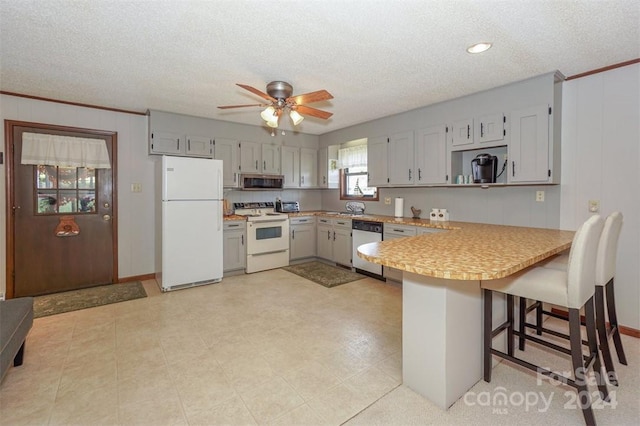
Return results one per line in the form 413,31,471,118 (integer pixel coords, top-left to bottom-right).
33,281,147,318
282,261,366,288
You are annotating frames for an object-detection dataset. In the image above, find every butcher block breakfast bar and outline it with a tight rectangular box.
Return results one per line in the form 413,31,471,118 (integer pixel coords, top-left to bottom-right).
357,221,575,409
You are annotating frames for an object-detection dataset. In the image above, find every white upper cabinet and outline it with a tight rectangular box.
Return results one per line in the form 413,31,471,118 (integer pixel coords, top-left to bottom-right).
148,110,213,158
150,131,213,158
367,136,389,186
416,125,448,185
451,113,505,151
509,104,550,183
281,146,300,188
300,148,318,188
451,118,474,148
240,141,261,173
150,131,183,155
262,144,281,174
214,138,240,187
240,142,280,174
475,113,505,144
318,145,339,188
388,131,415,185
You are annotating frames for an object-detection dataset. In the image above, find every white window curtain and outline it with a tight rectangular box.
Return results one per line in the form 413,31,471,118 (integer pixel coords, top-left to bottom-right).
21,132,111,169
338,145,367,168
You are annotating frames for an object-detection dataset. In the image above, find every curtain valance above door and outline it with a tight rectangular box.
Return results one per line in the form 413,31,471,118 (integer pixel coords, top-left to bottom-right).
21,132,111,169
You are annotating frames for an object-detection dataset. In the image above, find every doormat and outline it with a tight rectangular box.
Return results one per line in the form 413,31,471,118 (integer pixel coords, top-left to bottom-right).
282,261,366,288
33,281,147,318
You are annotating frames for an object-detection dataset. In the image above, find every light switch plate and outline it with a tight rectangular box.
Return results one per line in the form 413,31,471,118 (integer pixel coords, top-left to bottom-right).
536,191,545,202
588,200,599,212
384,197,391,205
131,183,142,193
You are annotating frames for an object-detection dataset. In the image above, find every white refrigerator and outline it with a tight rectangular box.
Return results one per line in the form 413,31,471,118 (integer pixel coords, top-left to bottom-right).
156,155,223,291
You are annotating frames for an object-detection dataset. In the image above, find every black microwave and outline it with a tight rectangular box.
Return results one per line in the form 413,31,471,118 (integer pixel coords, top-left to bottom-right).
240,174,284,190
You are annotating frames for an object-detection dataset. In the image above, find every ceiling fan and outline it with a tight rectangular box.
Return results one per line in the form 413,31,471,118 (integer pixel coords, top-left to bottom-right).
218,81,333,129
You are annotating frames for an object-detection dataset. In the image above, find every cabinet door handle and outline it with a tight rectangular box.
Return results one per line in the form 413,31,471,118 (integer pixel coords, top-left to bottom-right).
263,160,266,170
512,161,515,176
177,138,180,150
467,125,470,139
418,168,422,180
233,172,237,183
228,224,239,228
323,176,327,184
408,169,412,181
241,235,244,245
333,231,336,241
327,230,331,240
256,160,259,170
480,123,484,138
292,230,295,239
301,176,304,184
188,139,191,151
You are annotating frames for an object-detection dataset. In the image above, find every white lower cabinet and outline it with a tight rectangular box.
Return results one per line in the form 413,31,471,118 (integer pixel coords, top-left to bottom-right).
223,221,246,273
290,217,316,260
383,224,417,282
316,218,352,267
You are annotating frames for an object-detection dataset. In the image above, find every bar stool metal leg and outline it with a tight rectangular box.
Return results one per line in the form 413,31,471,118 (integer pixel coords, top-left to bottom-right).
584,296,610,401
595,285,618,386
484,289,493,382
568,308,596,426
605,278,627,365
519,297,526,350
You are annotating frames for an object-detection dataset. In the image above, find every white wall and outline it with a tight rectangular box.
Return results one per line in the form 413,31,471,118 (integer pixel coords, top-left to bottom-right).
560,63,640,329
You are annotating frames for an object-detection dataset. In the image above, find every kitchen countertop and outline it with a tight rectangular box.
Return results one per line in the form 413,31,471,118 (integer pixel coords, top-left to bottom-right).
357,222,574,281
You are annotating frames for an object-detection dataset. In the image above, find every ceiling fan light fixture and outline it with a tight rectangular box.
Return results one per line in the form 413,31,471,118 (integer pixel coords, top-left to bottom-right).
266,115,279,128
466,42,492,54
260,106,276,121
289,110,304,125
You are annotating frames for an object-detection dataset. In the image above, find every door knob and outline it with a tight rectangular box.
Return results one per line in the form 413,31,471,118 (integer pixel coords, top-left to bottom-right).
102,214,111,221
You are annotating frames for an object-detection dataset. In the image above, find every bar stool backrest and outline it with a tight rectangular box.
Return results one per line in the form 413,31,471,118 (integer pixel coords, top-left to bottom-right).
596,212,623,286
566,215,604,309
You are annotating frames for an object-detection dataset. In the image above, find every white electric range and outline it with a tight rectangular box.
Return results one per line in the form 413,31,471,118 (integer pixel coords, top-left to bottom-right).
233,202,290,273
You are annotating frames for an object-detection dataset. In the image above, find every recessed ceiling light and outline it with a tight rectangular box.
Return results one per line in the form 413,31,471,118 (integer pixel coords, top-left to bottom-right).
466,42,492,54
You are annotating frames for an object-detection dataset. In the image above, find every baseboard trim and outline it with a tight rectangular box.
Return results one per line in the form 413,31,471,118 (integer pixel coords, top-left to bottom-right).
550,308,640,338
118,273,155,283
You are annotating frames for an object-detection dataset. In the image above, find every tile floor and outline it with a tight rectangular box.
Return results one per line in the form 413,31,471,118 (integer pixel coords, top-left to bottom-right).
0,268,638,425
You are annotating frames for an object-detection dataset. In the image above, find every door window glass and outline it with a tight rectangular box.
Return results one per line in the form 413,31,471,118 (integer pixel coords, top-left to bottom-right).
35,165,96,215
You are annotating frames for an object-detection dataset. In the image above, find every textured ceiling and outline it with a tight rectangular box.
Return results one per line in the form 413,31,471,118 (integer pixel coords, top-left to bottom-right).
1,0,638,135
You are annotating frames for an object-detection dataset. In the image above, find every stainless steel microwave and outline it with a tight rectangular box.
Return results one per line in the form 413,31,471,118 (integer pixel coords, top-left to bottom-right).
240,174,284,190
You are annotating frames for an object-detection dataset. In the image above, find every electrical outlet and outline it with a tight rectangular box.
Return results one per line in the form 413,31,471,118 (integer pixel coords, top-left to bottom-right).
536,190,545,202
384,197,391,205
131,183,142,193
588,200,600,212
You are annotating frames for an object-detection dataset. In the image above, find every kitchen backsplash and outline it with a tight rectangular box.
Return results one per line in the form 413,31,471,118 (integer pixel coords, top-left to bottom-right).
321,185,561,229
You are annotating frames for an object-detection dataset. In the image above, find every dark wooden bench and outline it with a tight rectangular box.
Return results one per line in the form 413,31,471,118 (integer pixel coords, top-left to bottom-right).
0,297,34,383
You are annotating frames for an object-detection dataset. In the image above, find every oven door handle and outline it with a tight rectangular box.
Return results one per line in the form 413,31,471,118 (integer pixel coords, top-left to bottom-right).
252,219,288,225
250,249,288,256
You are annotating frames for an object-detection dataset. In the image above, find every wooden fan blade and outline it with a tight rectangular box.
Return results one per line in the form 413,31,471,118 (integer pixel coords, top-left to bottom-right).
236,84,276,102
217,104,265,109
295,105,333,120
288,89,333,105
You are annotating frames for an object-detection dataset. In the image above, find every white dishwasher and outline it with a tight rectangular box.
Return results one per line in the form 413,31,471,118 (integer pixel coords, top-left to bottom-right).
352,219,384,278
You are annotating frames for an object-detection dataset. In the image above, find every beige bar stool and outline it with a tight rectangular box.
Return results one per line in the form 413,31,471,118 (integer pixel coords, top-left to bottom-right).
533,212,626,386
482,215,608,426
